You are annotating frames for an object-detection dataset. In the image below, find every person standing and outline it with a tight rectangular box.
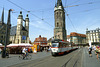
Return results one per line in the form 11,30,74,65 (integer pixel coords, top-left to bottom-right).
93,45,96,55
0,48,2,54
88,45,92,57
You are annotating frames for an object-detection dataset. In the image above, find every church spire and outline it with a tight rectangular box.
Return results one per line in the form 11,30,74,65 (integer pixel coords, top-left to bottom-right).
57,0,62,7
0,8,4,24
54,0,64,11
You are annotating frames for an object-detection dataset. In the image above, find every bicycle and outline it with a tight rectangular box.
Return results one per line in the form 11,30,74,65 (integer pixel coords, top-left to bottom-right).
18,53,32,60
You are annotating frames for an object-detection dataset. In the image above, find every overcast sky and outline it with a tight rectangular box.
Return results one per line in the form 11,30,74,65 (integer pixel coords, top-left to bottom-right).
0,0,100,42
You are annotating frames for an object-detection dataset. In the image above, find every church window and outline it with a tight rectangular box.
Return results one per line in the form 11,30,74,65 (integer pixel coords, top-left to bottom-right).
60,12,62,17
57,12,58,18
58,35,60,38
60,23,62,27
57,23,59,27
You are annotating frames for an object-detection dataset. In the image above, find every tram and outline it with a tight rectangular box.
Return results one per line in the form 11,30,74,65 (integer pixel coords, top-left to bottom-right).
51,39,77,56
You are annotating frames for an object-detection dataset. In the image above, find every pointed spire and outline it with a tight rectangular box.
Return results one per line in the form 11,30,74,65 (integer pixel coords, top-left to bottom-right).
57,0,62,7
0,8,4,24
54,0,64,10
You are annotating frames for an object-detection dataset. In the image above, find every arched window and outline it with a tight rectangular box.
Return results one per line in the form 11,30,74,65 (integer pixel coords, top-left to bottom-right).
60,12,62,17
57,12,58,18
57,23,59,27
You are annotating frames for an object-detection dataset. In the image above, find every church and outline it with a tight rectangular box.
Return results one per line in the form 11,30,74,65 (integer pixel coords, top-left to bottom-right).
0,8,11,45
10,11,29,44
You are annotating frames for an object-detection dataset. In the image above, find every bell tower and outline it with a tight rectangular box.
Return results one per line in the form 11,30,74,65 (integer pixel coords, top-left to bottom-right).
15,11,23,43
54,0,67,40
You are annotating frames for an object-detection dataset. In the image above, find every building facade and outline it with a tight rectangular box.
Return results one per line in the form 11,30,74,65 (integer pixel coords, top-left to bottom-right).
9,26,17,43
34,35,47,46
54,0,67,41
0,8,11,45
67,32,86,45
86,28,100,43
10,11,29,44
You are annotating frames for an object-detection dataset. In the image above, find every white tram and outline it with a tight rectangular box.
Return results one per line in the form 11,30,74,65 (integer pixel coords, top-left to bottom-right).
51,39,77,56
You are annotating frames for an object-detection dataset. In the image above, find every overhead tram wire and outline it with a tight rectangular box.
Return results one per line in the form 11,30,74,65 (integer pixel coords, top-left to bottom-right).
7,0,54,27
64,1,100,33
64,0,77,33
68,7,100,15
65,9,77,33
64,1,100,8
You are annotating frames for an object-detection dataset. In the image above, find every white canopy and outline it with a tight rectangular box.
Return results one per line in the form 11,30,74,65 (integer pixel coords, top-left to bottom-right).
7,43,33,47
0,43,2,46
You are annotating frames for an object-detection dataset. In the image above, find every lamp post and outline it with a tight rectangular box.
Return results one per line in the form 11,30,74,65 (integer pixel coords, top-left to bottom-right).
2,9,13,58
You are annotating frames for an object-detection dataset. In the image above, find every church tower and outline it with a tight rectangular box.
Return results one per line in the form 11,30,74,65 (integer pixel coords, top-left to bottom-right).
25,14,29,43
15,11,23,43
54,0,67,40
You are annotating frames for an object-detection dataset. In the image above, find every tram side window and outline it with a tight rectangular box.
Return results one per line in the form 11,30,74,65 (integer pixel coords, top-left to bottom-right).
64,43,66,47
66,43,68,47
59,43,61,48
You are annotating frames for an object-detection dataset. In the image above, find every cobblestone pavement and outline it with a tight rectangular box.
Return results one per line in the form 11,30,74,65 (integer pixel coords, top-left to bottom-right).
0,51,51,67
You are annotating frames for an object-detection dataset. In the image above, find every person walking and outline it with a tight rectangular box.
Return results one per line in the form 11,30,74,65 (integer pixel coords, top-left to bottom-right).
88,45,92,57
96,46,100,59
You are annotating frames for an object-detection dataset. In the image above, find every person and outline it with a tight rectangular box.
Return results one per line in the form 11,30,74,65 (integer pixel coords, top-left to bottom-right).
22,47,28,59
40,47,43,52
96,46,100,59
34,48,37,54
0,48,2,54
93,45,96,55
88,45,92,57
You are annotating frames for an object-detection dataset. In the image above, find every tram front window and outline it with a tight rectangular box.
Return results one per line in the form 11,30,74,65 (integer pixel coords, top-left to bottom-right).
52,43,59,47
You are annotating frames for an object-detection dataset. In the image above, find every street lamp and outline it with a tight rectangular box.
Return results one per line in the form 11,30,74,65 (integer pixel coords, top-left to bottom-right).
2,9,13,58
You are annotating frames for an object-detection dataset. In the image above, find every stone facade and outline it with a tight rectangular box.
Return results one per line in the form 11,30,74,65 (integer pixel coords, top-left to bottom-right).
54,0,67,41
0,23,6,45
86,28,100,43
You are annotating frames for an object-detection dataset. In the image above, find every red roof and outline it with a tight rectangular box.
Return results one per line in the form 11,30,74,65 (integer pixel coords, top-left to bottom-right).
70,32,86,37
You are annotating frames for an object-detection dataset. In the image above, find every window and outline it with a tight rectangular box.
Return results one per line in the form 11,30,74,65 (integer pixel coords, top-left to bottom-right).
57,23,59,27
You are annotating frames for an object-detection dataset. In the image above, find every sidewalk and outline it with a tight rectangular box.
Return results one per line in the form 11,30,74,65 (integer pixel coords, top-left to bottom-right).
0,51,51,67
83,47,100,67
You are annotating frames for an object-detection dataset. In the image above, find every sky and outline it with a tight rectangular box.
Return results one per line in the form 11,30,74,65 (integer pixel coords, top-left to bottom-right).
0,0,100,42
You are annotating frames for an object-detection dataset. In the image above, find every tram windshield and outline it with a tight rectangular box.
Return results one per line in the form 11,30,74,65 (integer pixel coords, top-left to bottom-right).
52,43,59,47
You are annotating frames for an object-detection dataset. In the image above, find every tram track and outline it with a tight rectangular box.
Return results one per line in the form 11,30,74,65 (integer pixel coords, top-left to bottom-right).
62,48,82,67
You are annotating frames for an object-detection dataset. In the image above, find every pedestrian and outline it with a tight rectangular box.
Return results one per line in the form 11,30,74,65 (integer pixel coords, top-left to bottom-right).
40,47,43,52
0,48,2,54
96,46,100,59
93,45,96,55
34,48,37,54
88,45,92,57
